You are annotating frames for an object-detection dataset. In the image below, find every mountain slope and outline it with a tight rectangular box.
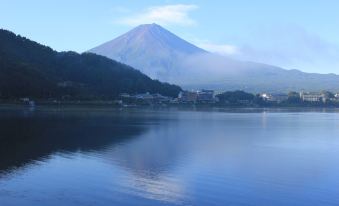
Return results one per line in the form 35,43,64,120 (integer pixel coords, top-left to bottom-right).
89,24,339,93
89,23,206,81
0,29,181,99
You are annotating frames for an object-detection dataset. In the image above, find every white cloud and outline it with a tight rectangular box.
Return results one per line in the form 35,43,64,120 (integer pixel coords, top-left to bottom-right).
232,26,339,73
193,25,339,74
197,43,239,56
192,38,240,56
117,4,198,26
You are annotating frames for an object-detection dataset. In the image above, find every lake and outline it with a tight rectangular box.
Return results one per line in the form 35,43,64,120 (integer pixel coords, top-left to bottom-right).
0,106,339,206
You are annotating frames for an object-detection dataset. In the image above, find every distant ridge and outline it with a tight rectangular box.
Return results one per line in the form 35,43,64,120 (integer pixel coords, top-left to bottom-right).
89,24,339,93
0,29,181,99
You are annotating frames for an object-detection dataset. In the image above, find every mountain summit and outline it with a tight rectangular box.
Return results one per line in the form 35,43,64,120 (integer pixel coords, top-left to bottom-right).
88,23,206,80
89,24,339,92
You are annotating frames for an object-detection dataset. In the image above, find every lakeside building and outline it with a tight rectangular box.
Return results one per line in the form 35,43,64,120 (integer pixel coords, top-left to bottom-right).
178,91,198,103
331,93,339,102
119,92,172,105
178,90,215,103
299,92,327,103
19,98,35,107
151,93,172,103
134,92,154,101
260,93,288,103
197,90,215,103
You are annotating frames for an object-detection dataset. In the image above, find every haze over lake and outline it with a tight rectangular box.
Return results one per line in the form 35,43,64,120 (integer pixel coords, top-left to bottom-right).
0,107,338,205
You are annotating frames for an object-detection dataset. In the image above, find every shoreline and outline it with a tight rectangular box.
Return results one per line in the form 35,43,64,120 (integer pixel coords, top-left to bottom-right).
1,102,339,113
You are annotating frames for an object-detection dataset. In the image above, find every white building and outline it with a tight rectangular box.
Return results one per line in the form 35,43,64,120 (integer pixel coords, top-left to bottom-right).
300,92,326,103
260,93,288,103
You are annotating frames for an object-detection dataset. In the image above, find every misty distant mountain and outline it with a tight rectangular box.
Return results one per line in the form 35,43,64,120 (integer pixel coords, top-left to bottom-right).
0,29,181,99
89,24,339,93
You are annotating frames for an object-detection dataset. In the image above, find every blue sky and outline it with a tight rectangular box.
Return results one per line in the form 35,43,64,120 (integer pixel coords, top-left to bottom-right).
1,0,339,74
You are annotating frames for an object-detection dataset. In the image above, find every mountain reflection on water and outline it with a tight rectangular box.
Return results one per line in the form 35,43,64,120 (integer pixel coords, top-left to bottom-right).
0,108,149,174
1,107,339,206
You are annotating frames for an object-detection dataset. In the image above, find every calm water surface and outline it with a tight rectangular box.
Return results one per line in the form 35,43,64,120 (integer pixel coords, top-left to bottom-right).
0,107,339,206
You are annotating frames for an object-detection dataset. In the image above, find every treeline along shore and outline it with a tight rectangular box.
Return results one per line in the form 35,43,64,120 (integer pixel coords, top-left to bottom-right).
5,90,339,109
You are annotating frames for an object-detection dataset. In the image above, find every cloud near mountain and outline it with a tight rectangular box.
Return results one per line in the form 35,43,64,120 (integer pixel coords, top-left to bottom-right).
199,25,339,74
117,4,198,26
196,42,240,56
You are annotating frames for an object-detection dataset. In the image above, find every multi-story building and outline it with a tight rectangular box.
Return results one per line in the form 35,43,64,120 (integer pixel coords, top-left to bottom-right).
300,92,326,103
178,91,198,103
197,90,215,103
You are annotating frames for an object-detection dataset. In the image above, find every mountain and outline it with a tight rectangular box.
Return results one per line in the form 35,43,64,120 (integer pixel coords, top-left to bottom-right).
0,29,181,99
89,24,339,93
89,23,206,81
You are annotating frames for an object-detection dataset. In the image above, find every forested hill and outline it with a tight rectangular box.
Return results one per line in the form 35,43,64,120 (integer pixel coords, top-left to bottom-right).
0,29,181,99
